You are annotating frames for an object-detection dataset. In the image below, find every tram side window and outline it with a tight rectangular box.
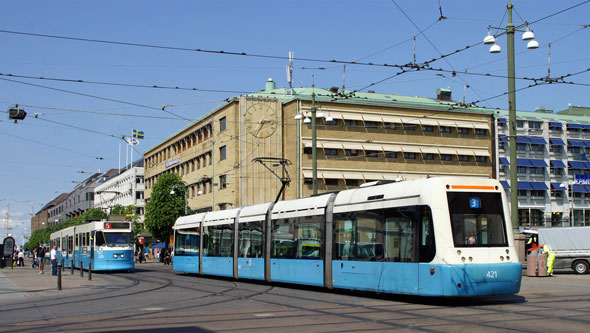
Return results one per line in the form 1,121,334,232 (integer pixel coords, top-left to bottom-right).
203,223,233,257
68,236,73,255
333,209,384,261
75,234,79,247
238,221,263,258
271,215,323,260
175,229,200,256
384,207,416,262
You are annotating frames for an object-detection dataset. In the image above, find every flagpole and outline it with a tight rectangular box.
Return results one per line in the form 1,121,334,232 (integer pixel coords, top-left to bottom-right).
118,142,121,174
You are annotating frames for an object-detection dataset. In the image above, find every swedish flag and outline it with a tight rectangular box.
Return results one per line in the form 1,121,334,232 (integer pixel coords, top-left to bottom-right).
133,129,144,139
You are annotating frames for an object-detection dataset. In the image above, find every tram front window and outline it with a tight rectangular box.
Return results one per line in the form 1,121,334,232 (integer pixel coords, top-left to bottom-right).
96,231,133,247
448,192,508,247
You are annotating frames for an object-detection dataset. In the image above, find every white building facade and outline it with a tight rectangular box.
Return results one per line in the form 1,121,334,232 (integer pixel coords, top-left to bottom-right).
94,165,145,220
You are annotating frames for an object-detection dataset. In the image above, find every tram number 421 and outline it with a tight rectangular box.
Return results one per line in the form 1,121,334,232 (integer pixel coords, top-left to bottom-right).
486,271,498,279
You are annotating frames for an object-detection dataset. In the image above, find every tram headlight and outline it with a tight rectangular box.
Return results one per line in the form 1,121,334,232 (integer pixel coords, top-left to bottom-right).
113,254,118,259
120,254,124,259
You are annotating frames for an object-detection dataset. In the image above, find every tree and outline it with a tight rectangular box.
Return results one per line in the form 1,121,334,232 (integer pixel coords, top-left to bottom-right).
144,173,186,248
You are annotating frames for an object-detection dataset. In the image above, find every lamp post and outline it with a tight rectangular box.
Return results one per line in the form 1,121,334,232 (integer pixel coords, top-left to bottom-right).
295,84,324,196
484,2,539,250
170,186,188,215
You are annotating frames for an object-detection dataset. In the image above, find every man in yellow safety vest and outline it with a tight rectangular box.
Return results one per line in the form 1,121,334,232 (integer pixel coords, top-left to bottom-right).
540,243,556,276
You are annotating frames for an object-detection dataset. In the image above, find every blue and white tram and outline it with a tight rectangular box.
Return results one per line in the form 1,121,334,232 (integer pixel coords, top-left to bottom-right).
50,221,135,272
173,177,521,297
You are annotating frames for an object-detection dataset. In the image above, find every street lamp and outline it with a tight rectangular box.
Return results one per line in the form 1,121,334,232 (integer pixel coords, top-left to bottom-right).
170,185,188,215
484,2,539,244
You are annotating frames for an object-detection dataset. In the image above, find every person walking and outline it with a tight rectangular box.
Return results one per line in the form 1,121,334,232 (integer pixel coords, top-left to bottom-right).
18,249,24,267
50,245,58,276
35,243,46,275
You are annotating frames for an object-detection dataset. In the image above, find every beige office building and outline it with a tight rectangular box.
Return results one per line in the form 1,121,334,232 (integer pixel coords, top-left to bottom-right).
144,80,494,212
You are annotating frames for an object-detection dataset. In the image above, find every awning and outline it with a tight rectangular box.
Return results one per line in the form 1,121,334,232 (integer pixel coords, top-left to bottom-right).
401,118,421,125
400,146,422,153
456,149,475,156
516,137,531,143
549,122,563,128
500,180,510,189
361,114,383,122
572,184,590,193
584,125,590,130
340,113,364,121
497,118,507,123
381,116,402,124
530,182,549,190
362,143,384,151
550,160,566,168
382,145,402,152
474,150,490,157
472,122,490,130
551,183,566,190
342,142,365,150
568,139,586,147
321,142,343,149
438,120,456,127
517,182,532,189
517,159,531,167
568,123,584,129
438,148,457,155
321,171,343,179
528,137,547,145
529,159,548,167
569,161,588,169
500,157,510,165
498,135,509,142
419,119,439,126
342,172,365,180
549,138,565,145
420,147,439,154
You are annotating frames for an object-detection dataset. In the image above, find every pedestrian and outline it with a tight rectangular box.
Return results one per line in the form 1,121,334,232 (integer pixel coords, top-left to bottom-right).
540,243,556,276
18,249,24,267
50,245,58,276
35,242,45,275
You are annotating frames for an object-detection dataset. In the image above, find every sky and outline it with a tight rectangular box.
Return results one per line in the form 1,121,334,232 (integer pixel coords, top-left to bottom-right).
1,0,589,245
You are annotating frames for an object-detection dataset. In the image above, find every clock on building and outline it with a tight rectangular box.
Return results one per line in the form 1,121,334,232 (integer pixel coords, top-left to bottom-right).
245,103,278,138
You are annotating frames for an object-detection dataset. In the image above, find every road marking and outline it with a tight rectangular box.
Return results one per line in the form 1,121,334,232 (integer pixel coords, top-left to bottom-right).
254,313,275,317
143,307,165,311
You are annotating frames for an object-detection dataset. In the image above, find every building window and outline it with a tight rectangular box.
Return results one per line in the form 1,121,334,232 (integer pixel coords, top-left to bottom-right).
345,120,358,127
499,142,506,151
458,155,470,162
551,189,563,198
567,146,581,154
517,166,528,174
529,121,541,129
345,149,358,156
422,126,434,132
458,128,469,134
345,179,359,187
530,190,545,198
403,124,416,131
366,151,379,158
531,144,544,152
440,126,451,133
136,191,144,199
423,153,434,160
441,154,452,161
384,123,396,130
219,145,227,160
475,129,487,136
364,121,379,128
304,147,312,154
476,156,487,163
385,152,397,158
325,179,339,186
219,117,227,132
404,152,416,159
550,168,562,176
518,189,528,197
219,175,227,189
530,167,544,175
550,145,562,154
325,118,337,126
303,178,313,184
517,121,524,128
517,143,528,151
324,149,338,156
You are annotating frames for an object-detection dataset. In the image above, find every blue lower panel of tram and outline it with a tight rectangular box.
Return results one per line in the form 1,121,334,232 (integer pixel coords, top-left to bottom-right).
58,250,134,271
173,255,199,273
436,263,522,297
332,261,420,294
270,259,324,286
237,258,264,280
202,257,233,277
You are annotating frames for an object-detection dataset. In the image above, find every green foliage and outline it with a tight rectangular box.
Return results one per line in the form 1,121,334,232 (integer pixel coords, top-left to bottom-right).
144,173,186,246
23,208,107,251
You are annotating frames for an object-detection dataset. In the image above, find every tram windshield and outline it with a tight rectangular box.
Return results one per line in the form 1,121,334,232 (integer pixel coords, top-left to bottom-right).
447,192,508,247
95,231,133,247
